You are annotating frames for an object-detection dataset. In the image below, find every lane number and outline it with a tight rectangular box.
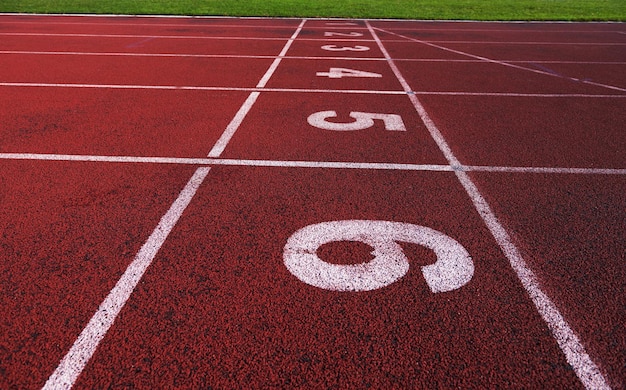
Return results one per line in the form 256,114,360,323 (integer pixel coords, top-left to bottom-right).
324,32,364,37
316,67,382,79
283,220,474,292
307,111,406,131
326,22,358,26
321,44,370,52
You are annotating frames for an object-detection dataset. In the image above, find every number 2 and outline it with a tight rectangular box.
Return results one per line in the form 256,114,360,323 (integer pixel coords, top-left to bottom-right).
324,32,364,37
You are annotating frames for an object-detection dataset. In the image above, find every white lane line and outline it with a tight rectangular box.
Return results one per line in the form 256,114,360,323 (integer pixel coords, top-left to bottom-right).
374,27,626,93
42,19,307,390
3,50,626,65
3,82,625,98
367,20,612,390
0,31,374,42
41,166,211,390
0,19,306,29
1,16,621,35
0,32,287,40
0,50,391,61
2,153,625,175
209,20,306,157
463,165,626,175
396,58,626,64
420,40,626,46
0,82,406,94
369,24,626,34
4,30,624,44
411,91,625,98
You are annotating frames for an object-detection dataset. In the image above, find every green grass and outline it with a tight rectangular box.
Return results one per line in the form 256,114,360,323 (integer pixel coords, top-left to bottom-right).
0,0,624,21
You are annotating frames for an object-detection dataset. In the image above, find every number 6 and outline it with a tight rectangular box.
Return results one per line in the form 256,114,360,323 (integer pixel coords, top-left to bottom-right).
283,220,474,292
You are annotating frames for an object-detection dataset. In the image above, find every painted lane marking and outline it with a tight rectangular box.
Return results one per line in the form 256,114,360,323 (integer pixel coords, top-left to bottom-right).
0,15,620,35
284,220,473,292
0,50,389,61
0,32,292,40
373,27,626,93
41,166,211,390
209,19,306,157
0,31,375,42
408,40,626,46
316,67,383,78
42,19,308,390
5,51,625,65
321,44,370,52
307,111,406,131
325,22,359,26
0,82,406,94
3,82,624,98
367,20,612,390
2,153,625,175
324,32,364,37
0,17,308,29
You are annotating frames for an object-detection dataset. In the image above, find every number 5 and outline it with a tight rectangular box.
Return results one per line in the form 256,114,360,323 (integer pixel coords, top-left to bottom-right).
307,111,406,131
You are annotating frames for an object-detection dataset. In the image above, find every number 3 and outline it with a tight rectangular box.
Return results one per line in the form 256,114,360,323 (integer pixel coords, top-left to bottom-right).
321,44,370,52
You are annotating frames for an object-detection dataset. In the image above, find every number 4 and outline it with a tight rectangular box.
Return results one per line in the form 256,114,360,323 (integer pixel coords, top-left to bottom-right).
316,67,382,79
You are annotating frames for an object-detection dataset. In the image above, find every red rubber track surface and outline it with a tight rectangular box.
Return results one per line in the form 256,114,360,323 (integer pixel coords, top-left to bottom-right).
0,14,624,389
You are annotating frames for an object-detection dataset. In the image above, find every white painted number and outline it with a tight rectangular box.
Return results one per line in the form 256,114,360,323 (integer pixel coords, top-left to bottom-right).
321,44,370,52
284,220,474,292
307,111,406,131
326,22,358,26
316,67,382,79
324,32,364,37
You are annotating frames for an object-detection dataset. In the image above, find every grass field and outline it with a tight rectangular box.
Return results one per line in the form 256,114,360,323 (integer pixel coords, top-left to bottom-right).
0,0,624,21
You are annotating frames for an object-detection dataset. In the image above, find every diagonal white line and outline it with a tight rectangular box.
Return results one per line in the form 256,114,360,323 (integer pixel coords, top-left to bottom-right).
367,20,612,390
42,19,307,390
374,27,626,93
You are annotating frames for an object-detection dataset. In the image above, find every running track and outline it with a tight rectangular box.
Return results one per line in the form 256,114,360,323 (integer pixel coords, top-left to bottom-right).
0,14,624,389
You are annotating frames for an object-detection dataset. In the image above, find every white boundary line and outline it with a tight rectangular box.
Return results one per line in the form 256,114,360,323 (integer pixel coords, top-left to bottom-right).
0,31,358,41
374,27,626,92
1,152,625,175
2,31,624,45
0,51,391,61
0,82,407,95
42,18,307,390
0,14,623,32
2,82,624,98
3,50,626,66
367,20,612,390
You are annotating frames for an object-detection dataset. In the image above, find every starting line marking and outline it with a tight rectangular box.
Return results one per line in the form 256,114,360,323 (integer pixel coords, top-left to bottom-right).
367,20,612,390
1,153,624,175
1,82,624,98
0,15,621,35
4,51,625,66
2,32,624,46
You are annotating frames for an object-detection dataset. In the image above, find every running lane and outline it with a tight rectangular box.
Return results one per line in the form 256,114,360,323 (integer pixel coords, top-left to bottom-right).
0,15,624,389
371,19,625,388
